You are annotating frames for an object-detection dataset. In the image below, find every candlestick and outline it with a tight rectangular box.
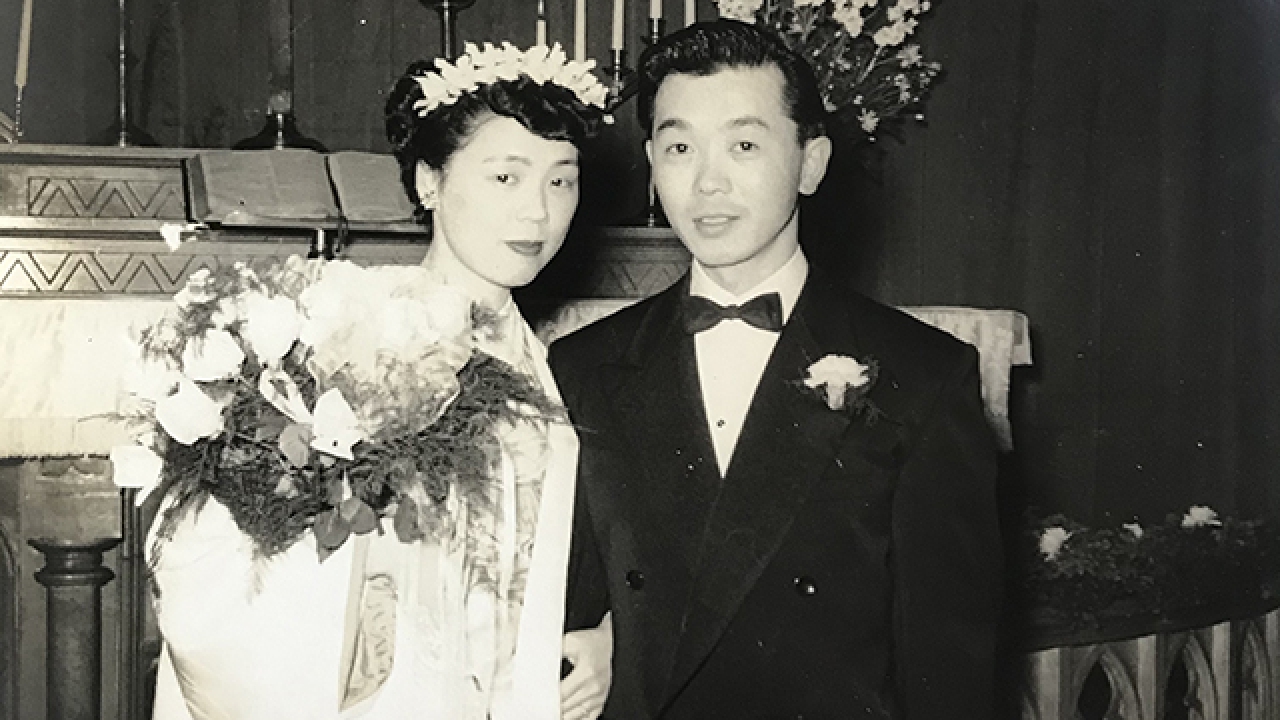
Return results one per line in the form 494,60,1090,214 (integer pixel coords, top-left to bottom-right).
685,0,696,26
92,0,157,146
611,0,625,51
234,0,326,150
419,0,478,61
15,0,33,89
13,88,23,141
574,0,586,60
650,0,662,20
537,0,548,45
603,48,637,112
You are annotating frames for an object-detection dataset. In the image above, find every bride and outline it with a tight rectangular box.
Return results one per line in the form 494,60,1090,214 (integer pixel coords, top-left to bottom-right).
136,42,611,720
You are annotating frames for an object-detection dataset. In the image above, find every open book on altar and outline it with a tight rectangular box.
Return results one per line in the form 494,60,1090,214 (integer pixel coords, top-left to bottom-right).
187,149,417,230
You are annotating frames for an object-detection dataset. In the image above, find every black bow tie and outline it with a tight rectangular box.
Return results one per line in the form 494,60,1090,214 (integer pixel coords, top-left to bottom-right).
682,292,784,334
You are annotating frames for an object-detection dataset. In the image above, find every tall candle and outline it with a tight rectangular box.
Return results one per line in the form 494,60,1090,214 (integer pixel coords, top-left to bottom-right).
611,0,625,51
536,0,548,46
573,0,586,61
650,0,662,20
685,0,696,26
15,0,33,88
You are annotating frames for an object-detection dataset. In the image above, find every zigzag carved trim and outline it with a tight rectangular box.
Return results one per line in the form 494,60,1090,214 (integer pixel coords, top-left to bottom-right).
0,251,219,295
26,177,185,219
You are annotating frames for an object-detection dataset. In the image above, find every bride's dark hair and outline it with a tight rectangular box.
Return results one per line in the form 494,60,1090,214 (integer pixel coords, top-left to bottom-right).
385,61,607,224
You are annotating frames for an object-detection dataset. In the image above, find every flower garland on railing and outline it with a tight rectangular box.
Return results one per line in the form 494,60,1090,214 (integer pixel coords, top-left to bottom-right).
1018,505,1280,636
110,257,563,563
715,0,943,142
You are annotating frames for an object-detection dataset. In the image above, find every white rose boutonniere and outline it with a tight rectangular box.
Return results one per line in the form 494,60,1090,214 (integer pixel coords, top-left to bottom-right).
800,354,882,420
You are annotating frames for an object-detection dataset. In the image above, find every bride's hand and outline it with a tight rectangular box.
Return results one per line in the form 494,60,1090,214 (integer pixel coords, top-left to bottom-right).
560,611,613,720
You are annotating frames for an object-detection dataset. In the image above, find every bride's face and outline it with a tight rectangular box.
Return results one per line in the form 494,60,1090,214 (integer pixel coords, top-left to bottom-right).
424,114,581,297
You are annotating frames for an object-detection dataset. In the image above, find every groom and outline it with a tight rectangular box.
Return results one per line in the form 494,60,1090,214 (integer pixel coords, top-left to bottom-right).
553,19,1002,720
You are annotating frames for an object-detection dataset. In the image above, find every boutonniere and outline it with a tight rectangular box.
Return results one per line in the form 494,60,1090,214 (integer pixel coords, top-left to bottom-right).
798,354,883,422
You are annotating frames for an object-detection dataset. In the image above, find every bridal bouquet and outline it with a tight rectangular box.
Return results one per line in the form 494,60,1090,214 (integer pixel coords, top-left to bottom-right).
111,257,561,561
716,0,943,142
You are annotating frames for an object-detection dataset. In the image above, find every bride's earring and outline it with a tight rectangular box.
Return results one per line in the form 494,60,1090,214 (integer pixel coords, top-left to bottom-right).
415,161,439,211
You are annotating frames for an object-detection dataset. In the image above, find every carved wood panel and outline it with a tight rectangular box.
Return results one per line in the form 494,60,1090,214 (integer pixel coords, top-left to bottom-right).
0,250,218,295
25,177,185,220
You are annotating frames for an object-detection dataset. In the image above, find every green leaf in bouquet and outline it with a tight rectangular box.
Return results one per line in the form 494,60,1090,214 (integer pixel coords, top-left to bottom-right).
393,497,424,543
388,457,417,488
341,496,379,535
313,509,351,561
279,423,313,467
326,474,347,503
421,470,449,504
255,413,289,443
273,474,299,498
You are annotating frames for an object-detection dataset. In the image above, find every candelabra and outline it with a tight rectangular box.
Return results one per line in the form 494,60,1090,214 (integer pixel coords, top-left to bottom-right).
93,0,156,146
419,0,478,61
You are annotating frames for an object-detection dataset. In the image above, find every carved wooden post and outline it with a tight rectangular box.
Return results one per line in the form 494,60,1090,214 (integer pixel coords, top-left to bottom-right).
29,537,119,720
118,487,146,720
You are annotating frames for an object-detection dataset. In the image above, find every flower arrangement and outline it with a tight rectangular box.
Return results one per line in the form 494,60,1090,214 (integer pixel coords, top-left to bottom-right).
413,42,610,117
714,0,943,142
1018,506,1280,639
111,257,562,562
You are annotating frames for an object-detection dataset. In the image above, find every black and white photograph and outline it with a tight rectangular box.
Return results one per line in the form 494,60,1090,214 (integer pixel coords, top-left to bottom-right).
0,0,1277,718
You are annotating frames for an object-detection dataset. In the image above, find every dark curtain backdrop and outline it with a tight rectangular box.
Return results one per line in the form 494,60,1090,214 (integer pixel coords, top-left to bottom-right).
2,0,1278,527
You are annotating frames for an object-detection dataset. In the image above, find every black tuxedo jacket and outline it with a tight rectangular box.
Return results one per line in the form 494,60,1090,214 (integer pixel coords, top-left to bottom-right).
549,271,1002,720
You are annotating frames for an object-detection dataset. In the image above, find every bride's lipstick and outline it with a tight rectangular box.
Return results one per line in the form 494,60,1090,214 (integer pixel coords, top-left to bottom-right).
506,241,545,256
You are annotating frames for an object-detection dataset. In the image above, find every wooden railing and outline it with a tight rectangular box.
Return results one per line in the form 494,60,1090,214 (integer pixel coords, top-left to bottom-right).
1022,607,1280,719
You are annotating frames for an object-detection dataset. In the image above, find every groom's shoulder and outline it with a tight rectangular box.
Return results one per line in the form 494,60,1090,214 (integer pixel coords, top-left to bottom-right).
813,278,976,373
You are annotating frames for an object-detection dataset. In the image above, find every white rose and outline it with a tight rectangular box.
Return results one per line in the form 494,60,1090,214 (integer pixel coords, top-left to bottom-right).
241,293,301,366
858,109,880,133
1182,505,1222,528
180,329,246,382
378,297,440,359
422,286,473,340
109,444,165,504
155,378,226,445
1038,526,1071,561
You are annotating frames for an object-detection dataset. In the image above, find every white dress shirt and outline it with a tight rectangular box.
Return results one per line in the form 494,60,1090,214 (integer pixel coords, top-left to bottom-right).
689,247,808,476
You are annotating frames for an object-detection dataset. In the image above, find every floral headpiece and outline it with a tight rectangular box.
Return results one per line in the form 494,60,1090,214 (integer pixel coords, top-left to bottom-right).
413,41,611,119
715,0,942,142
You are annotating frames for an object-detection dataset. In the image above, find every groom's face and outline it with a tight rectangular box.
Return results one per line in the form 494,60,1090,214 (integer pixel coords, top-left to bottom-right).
647,63,830,289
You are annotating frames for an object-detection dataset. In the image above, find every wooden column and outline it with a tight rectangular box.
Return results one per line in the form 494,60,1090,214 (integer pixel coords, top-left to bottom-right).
29,537,119,720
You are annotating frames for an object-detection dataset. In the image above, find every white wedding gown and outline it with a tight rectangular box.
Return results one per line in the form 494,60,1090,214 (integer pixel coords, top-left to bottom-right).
149,303,579,720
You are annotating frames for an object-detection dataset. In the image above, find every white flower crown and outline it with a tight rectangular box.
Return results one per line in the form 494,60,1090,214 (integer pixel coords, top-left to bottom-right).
412,42,611,119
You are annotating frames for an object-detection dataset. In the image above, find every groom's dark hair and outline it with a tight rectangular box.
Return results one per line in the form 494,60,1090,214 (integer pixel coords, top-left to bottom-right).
637,18,828,142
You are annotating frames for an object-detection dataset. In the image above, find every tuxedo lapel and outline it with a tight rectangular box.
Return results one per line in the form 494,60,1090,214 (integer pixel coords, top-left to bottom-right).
597,280,728,706
664,276,866,696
